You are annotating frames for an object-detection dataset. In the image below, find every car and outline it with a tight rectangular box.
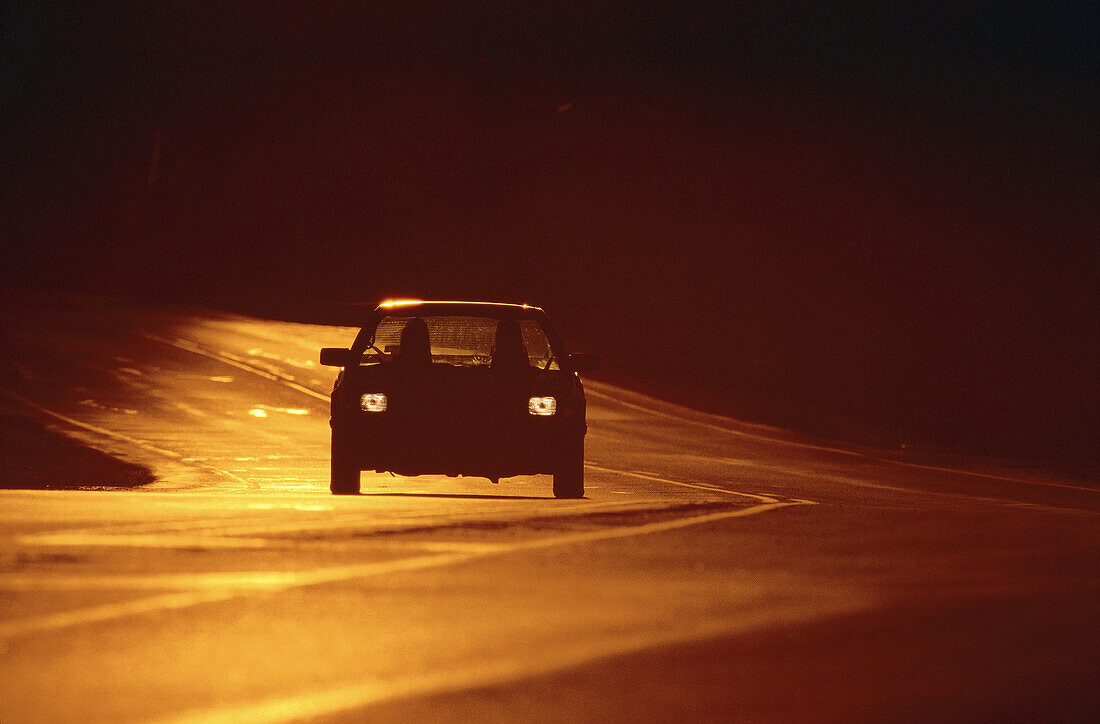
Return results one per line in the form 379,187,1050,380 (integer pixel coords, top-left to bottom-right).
319,300,600,497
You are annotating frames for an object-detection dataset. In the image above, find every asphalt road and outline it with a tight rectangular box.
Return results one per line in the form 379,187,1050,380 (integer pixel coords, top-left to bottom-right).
1,299,1097,722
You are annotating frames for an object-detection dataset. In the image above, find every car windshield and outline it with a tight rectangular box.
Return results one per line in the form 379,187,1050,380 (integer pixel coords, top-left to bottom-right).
363,315,560,370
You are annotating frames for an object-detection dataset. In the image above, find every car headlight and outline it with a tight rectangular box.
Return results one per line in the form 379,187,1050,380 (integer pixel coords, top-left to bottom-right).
360,393,388,412
528,396,557,416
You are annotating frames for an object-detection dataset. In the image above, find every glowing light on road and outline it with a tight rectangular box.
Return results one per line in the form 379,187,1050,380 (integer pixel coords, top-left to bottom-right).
249,406,309,416
360,393,388,412
528,396,557,416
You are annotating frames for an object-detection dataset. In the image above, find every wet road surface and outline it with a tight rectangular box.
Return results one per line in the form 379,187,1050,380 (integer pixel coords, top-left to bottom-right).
1,299,1097,722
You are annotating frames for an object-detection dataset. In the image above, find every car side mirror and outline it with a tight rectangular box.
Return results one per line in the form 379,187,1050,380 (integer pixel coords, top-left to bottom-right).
569,352,601,374
320,348,355,367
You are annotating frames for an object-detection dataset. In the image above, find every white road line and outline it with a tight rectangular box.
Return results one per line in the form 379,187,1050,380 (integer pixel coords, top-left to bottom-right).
709,458,1098,512
585,384,1095,492
585,463,779,503
0,569,303,593
141,333,329,401
0,500,803,641
0,384,257,490
585,386,864,457
873,458,1098,492
0,590,241,641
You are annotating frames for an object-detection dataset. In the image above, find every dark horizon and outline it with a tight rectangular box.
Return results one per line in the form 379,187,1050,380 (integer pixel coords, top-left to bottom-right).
3,2,1097,473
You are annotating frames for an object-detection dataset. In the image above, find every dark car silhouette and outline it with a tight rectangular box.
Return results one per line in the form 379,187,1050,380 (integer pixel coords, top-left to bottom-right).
320,301,600,497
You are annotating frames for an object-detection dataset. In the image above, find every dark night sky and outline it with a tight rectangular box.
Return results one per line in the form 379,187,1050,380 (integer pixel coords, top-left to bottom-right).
2,2,1097,470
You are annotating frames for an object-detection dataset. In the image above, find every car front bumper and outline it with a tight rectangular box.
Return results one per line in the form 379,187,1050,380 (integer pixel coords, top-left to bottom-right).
334,412,584,477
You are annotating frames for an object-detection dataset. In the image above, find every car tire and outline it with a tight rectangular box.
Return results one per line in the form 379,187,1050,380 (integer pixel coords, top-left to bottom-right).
330,429,360,495
553,435,585,499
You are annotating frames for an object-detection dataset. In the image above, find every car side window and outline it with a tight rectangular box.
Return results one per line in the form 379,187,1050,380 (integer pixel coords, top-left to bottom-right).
519,320,559,370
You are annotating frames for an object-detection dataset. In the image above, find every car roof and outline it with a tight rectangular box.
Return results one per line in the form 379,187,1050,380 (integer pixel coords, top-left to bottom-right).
349,300,565,352
373,300,546,318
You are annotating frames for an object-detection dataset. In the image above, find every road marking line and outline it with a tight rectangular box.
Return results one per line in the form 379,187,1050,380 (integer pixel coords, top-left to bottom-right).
585,384,1095,492
397,540,508,553
710,459,1098,512
0,384,257,489
585,463,779,503
873,459,1098,492
141,333,329,401
630,470,780,502
0,590,240,640
0,569,302,592
0,500,804,640
13,533,272,550
585,386,864,457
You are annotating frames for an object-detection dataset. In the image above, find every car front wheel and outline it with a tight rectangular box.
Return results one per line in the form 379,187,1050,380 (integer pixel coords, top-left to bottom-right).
330,428,360,495
553,435,585,499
